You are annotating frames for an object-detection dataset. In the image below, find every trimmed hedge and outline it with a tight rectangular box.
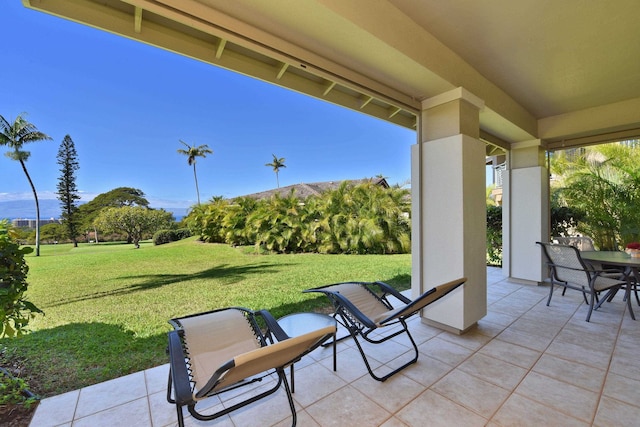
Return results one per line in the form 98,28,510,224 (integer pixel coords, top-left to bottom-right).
152,228,191,246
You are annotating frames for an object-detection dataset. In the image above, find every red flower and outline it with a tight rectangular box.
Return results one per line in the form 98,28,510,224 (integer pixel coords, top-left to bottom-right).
626,242,640,250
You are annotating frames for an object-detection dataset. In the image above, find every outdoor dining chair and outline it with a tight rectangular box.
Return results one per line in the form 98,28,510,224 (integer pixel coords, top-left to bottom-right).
537,242,627,322
166,307,335,427
304,277,466,381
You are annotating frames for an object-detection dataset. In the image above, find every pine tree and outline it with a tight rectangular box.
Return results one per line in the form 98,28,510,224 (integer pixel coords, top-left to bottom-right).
56,135,81,247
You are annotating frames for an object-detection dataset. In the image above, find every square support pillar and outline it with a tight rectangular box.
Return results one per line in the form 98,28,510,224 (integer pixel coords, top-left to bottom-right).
411,88,487,333
502,140,549,283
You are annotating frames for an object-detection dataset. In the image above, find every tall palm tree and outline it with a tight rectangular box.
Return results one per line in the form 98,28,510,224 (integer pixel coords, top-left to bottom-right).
265,154,286,188
177,140,213,205
0,114,52,256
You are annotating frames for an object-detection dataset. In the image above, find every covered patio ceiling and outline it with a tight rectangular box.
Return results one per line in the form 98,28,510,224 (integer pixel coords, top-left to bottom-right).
23,0,640,154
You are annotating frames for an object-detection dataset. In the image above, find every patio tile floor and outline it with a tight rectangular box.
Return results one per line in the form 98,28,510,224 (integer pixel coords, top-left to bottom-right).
29,268,640,426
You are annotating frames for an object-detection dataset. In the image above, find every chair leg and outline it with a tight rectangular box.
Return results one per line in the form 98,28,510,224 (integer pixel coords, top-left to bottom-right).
279,369,297,427
586,292,595,322
345,317,419,382
546,283,555,306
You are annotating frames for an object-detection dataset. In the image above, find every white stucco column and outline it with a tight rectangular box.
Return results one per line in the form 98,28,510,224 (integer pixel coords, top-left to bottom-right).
411,88,487,334
502,140,549,283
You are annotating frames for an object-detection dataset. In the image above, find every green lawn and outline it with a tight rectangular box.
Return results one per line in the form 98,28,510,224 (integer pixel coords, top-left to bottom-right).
1,237,410,397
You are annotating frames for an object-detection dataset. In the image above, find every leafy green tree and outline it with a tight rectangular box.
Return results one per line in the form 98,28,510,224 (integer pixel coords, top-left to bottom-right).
40,222,66,244
177,140,213,205
0,219,43,337
78,187,149,242
56,135,81,247
0,114,52,256
265,154,286,188
93,206,174,248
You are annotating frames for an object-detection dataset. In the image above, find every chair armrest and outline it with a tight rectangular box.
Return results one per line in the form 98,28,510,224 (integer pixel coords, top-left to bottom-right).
305,288,378,329
167,330,194,406
256,309,290,342
371,281,411,304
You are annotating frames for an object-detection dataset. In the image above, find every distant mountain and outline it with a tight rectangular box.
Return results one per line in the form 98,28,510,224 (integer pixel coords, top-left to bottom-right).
0,200,188,221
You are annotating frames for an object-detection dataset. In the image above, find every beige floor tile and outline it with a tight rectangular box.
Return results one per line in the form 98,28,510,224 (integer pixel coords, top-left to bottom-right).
72,397,151,427
289,362,347,407
418,336,473,366
28,389,79,427
319,346,378,383
492,393,588,427
145,363,169,395
473,320,505,338
148,389,178,427
602,372,640,407
546,339,612,368
437,328,492,351
351,371,424,413
398,354,453,387
432,369,510,418
593,396,640,427
532,353,606,392
228,387,295,427
495,327,554,352
75,371,147,419
272,409,320,427
305,385,391,427
515,371,599,423
609,353,640,382
358,335,412,364
457,353,528,390
482,310,518,327
395,389,487,427
379,416,410,427
479,338,542,369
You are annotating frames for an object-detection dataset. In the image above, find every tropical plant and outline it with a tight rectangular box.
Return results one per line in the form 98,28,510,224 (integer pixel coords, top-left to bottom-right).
56,135,81,247
183,180,411,254
551,142,640,249
265,154,286,188
0,219,43,338
93,206,174,248
0,114,52,256
177,140,213,205
486,205,502,266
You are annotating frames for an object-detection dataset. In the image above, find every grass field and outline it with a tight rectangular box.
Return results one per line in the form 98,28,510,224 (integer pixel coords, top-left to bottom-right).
1,237,411,397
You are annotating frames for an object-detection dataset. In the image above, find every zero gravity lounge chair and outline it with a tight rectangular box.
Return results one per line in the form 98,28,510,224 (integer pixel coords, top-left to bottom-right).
304,277,466,381
166,307,335,427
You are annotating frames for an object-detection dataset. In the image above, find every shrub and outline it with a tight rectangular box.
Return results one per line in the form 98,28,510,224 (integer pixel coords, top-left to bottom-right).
0,368,37,409
0,220,43,337
153,228,192,245
174,228,191,240
486,205,502,266
153,230,175,245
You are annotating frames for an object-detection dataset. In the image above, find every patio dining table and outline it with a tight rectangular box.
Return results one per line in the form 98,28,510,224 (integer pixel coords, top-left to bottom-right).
581,250,638,320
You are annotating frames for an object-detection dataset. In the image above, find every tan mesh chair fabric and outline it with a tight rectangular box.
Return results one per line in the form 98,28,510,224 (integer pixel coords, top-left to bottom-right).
328,282,390,321
372,278,465,325
178,309,261,396
226,325,336,389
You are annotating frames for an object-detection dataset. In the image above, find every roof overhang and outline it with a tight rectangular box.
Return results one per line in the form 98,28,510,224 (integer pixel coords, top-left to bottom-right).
22,0,640,155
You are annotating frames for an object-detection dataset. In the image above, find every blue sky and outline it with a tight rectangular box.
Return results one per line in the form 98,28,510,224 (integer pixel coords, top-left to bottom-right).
0,2,416,213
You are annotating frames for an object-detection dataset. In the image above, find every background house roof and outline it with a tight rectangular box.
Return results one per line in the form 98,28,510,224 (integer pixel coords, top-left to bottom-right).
236,177,389,200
